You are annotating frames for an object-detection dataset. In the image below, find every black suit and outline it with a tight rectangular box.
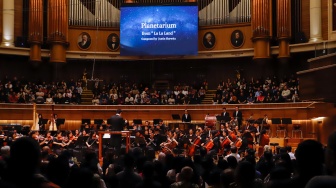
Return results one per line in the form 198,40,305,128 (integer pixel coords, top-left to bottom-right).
109,114,125,152
221,112,230,122
233,110,243,129
110,42,119,50
182,114,192,123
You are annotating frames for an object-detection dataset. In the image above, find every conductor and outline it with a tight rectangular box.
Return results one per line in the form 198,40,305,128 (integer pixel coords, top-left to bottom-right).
109,109,127,154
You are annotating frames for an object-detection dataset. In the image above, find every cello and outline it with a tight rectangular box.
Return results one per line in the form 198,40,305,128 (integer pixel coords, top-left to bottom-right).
188,136,201,157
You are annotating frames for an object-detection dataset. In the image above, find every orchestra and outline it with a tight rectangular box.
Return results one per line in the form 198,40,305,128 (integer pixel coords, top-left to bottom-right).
0,112,271,160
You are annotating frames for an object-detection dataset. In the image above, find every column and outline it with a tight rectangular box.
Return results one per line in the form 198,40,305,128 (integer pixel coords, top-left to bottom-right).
309,0,322,42
1,0,15,47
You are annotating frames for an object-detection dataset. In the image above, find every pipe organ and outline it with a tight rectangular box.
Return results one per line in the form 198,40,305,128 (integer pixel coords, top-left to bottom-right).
199,0,251,26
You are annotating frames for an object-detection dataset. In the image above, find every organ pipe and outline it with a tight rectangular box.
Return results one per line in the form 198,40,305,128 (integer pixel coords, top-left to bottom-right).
252,0,271,37
29,0,43,62
277,0,291,58
48,0,68,63
277,0,291,38
29,0,43,42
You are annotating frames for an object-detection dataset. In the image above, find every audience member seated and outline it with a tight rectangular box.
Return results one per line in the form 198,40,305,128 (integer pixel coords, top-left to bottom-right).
0,74,300,105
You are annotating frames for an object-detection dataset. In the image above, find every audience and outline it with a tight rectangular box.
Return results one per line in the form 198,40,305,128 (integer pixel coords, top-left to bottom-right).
0,74,300,105
0,132,333,188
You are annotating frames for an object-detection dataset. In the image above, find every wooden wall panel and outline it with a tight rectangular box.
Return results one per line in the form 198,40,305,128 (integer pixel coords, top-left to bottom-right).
301,1,310,41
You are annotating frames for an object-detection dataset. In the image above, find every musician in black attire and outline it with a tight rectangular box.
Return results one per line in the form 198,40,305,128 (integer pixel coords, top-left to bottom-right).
37,114,45,131
181,109,192,123
233,106,243,129
86,130,99,151
221,107,230,122
109,109,127,154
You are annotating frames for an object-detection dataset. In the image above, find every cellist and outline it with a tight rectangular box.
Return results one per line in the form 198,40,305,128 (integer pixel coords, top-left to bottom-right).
218,130,233,155
188,129,201,157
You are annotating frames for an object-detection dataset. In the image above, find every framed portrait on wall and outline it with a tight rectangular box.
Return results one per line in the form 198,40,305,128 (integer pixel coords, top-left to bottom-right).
77,32,91,50
230,30,244,48
107,33,120,51
202,32,216,49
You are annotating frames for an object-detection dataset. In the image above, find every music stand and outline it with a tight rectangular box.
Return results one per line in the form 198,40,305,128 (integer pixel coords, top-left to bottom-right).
281,118,292,125
133,119,142,125
76,136,89,149
41,119,49,125
271,118,281,124
94,119,103,125
172,114,181,120
216,116,225,123
271,118,281,138
97,124,107,130
255,118,263,125
41,119,49,131
153,119,161,125
82,119,91,125
56,119,65,129
106,119,112,125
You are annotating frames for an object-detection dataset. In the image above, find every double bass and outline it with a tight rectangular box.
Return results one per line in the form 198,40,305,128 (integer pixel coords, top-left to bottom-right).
258,131,270,156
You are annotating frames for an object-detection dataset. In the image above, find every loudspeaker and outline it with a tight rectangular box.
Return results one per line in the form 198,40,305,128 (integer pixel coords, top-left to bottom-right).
295,32,307,43
15,36,27,47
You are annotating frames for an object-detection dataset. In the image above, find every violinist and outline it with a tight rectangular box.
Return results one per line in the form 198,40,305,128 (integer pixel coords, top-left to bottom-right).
74,129,82,137
52,131,64,155
146,132,158,151
86,131,99,150
81,129,89,137
40,131,54,148
11,130,23,141
63,131,76,149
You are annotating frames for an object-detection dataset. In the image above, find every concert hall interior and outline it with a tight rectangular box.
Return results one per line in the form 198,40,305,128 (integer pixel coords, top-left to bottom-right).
0,0,336,187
